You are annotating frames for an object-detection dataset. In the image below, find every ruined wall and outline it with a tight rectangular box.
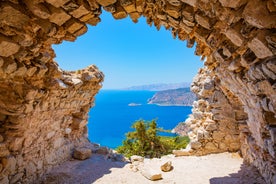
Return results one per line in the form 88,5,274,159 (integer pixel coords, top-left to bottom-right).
0,0,275,183
174,66,244,155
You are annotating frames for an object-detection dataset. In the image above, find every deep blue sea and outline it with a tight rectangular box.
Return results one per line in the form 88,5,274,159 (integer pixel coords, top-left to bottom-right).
88,90,192,149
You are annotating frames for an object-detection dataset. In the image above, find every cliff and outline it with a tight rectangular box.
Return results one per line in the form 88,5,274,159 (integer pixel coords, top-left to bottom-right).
148,88,196,106
0,0,275,183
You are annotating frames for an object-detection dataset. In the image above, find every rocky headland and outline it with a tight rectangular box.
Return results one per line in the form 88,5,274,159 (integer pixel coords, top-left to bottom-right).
148,88,196,106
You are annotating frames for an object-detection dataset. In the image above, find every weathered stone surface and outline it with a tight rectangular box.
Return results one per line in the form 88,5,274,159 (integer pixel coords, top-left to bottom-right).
49,7,71,26
73,147,92,160
0,4,30,28
248,32,273,59
243,0,276,28
224,28,244,47
0,0,274,183
96,0,117,6
46,0,70,8
0,36,20,57
219,0,247,9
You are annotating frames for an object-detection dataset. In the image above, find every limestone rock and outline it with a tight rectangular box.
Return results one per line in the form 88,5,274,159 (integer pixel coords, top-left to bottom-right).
96,146,109,155
130,155,144,163
0,0,274,183
0,36,20,57
96,0,117,6
140,167,162,181
160,161,173,172
73,148,92,160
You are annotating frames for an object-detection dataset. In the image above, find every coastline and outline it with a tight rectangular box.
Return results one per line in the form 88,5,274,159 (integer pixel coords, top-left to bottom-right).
147,102,193,107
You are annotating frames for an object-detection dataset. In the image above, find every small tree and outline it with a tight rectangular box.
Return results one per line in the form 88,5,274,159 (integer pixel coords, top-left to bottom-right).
117,119,189,158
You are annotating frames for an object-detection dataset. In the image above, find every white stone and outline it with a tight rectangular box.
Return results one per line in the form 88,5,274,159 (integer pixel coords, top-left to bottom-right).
140,167,162,181
65,128,72,134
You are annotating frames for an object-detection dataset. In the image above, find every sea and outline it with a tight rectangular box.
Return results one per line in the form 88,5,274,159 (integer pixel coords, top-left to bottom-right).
88,90,192,149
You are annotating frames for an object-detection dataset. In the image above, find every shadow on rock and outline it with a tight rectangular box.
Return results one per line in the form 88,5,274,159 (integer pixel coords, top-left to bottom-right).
210,162,266,184
41,154,127,184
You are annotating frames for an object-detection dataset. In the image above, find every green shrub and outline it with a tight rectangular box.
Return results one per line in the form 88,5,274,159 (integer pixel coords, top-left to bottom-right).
116,119,189,158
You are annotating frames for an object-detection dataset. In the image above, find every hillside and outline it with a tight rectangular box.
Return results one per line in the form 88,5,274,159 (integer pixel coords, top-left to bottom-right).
147,88,196,106
123,82,191,91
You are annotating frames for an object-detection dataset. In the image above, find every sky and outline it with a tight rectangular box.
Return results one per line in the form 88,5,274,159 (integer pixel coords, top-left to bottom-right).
53,11,203,89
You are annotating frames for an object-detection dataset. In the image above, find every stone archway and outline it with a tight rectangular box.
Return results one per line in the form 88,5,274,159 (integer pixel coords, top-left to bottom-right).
0,0,275,183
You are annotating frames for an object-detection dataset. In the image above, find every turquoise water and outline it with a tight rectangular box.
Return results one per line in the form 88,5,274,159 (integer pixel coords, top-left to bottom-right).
88,90,192,149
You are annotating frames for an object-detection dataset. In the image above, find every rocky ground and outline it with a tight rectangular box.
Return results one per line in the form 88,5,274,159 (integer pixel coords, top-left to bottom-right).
42,152,265,184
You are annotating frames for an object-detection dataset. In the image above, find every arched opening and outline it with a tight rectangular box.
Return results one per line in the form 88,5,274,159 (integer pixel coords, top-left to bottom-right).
53,10,203,148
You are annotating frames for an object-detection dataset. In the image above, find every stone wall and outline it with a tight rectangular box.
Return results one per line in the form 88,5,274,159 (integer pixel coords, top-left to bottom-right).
0,0,275,183
174,66,244,155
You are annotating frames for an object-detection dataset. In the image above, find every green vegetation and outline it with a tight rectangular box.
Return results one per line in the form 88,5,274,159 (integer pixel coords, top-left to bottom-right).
116,119,190,158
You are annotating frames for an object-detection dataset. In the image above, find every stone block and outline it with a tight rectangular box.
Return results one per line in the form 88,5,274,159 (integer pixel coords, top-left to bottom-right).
96,0,117,6
212,131,225,141
229,142,240,151
205,142,217,151
96,146,109,154
219,0,247,9
243,0,276,29
0,3,30,28
70,5,91,19
10,172,24,184
53,138,64,149
46,0,70,8
49,6,71,26
0,35,20,57
136,0,144,13
129,12,140,23
267,0,276,12
80,13,95,22
165,3,182,19
5,62,17,74
140,167,162,181
180,0,197,7
190,140,202,149
66,21,85,34
0,176,9,184
0,143,10,157
2,156,16,173
9,137,24,152
112,6,127,19
195,14,211,30
206,123,217,131
120,0,136,13
73,147,92,160
248,32,273,59
24,0,51,19
224,28,244,47
86,17,101,26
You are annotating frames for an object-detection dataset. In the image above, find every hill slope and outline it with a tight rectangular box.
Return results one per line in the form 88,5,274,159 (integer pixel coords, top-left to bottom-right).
147,88,196,106
123,82,191,91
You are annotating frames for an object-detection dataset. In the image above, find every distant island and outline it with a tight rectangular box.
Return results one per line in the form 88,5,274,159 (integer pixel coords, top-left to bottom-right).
147,88,196,106
128,103,142,106
123,82,191,91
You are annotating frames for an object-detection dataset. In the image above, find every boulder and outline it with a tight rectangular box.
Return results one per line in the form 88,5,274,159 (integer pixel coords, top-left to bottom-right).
160,161,173,172
130,155,144,163
73,148,92,160
96,146,109,155
140,167,162,181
